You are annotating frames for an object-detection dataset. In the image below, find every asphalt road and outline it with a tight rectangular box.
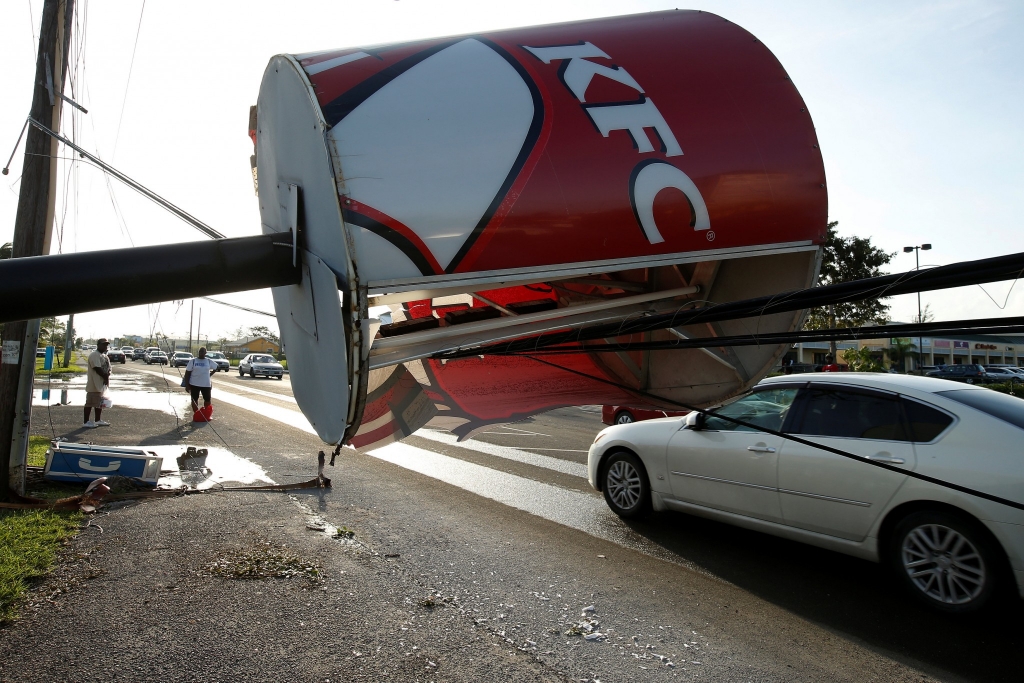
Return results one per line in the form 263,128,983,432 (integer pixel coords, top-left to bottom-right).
8,361,1022,682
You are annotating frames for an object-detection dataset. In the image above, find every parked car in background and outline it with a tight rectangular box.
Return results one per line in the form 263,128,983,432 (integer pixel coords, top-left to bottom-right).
171,352,194,368
132,348,146,361
602,405,688,425
146,351,168,365
205,351,230,373
106,348,126,364
36,347,47,358
239,354,284,379
120,346,134,357
588,372,1024,614
926,364,988,384
983,367,1022,383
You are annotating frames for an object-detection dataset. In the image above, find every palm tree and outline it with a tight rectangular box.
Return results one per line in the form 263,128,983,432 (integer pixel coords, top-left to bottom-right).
887,337,918,373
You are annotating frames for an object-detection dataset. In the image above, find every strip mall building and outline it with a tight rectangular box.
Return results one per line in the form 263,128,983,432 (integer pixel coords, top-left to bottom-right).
784,329,1024,369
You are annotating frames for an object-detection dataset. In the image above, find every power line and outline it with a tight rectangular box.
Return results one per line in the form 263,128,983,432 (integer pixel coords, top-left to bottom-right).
200,297,276,318
111,0,145,160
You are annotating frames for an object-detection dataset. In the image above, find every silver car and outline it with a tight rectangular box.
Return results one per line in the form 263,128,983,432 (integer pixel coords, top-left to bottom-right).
239,353,284,379
588,373,1024,613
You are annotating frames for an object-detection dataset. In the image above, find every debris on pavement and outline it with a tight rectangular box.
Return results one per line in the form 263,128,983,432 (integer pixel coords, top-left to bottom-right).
202,541,323,582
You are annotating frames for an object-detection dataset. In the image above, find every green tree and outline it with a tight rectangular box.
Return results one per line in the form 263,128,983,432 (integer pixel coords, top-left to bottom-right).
805,221,895,356
913,303,935,324
886,337,917,373
38,317,66,352
843,347,885,372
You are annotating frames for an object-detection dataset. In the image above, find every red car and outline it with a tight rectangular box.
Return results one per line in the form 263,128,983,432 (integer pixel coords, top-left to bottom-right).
602,405,689,425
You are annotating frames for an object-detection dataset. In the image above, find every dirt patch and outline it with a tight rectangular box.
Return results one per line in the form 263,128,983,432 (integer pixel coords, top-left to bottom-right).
202,541,323,582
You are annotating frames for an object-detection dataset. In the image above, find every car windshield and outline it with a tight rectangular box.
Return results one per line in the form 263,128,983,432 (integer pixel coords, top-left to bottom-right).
207,353,224,359
936,389,1024,431
252,355,274,363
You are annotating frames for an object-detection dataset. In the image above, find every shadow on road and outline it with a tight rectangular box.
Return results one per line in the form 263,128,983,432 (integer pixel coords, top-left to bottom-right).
624,510,1022,682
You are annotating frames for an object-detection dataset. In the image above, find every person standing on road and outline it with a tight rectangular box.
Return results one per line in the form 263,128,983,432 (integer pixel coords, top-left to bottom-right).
83,338,111,428
184,347,214,419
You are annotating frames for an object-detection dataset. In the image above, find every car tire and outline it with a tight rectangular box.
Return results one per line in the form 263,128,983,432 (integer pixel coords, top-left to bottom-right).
614,411,634,425
250,370,256,378
238,368,244,377
277,376,283,380
601,451,651,519
888,509,1001,613
965,378,975,384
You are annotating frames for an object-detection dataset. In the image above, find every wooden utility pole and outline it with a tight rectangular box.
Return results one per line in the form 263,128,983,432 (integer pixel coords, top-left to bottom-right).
0,0,75,500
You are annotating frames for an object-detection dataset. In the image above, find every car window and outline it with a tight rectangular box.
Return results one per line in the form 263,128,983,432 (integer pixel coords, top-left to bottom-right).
704,388,799,433
253,355,273,363
935,389,1024,432
793,387,908,441
901,398,954,442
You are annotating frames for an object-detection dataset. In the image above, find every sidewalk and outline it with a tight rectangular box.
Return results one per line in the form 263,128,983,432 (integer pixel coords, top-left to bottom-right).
3,387,559,682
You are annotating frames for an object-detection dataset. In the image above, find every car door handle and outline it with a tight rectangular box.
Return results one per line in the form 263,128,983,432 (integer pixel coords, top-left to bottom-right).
746,446,776,453
866,454,905,464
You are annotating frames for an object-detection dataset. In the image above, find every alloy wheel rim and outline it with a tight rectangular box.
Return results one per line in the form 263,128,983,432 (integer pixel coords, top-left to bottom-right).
607,460,642,510
616,414,632,424
901,523,986,605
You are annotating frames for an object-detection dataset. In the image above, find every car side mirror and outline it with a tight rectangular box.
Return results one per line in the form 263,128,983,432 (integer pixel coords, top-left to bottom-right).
684,411,706,431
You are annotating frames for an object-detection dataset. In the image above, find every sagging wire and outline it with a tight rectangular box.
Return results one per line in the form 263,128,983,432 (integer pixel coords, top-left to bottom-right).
111,0,146,161
526,355,1024,513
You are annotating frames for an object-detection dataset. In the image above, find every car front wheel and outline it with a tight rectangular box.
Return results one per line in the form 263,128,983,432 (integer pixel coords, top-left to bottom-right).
602,451,650,519
889,510,1000,613
614,411,634,425
238,368,244,377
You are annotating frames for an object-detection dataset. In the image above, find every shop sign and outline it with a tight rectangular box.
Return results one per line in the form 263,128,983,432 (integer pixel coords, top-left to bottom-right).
934,339,950,349
953,341,969,349
974,343,997,350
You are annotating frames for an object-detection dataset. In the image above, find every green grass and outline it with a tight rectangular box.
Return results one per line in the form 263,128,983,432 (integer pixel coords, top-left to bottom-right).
27,436,50,468
34,358,85,375
0,509,80,622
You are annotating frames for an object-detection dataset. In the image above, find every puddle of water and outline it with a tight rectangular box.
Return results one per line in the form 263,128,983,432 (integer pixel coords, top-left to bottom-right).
34,370,192,417
143,445,275,490
33,388,189,417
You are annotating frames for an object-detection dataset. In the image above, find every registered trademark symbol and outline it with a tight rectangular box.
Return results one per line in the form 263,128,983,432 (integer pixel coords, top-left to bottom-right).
706,230,716,241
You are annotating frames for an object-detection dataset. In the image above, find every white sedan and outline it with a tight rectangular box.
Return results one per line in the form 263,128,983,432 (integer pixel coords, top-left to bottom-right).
588,373,1024,613
239,353,284,379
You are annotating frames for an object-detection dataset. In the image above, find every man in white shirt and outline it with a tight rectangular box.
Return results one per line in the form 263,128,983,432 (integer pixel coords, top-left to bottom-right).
184,347,215,419
84,338,111,428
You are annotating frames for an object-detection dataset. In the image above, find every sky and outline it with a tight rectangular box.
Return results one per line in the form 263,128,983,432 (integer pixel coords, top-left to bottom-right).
2,0,1022,341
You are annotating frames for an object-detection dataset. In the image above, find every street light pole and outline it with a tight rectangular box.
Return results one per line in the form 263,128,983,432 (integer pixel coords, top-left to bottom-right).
904,243,932,371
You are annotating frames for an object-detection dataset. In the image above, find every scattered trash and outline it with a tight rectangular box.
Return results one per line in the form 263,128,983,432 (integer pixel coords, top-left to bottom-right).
79,478,111,513
565,616,601,637
582,605,596,613
176,446,209,471
583,633,606,642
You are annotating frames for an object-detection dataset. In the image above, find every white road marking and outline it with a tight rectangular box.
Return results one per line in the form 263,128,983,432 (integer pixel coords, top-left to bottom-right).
368,441,613,534
414,429,587,478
